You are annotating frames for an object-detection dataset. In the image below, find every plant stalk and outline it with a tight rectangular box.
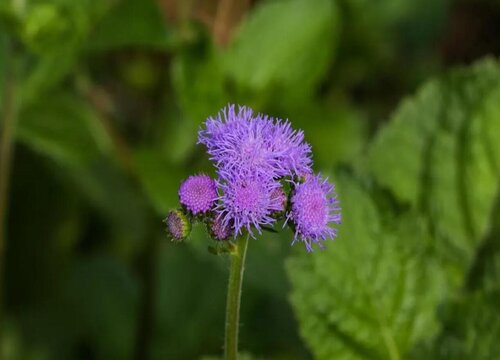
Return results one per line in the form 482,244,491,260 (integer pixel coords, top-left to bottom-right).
224,235,249,360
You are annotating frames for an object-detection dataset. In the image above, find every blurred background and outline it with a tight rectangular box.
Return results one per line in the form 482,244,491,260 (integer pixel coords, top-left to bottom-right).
0,0,499,359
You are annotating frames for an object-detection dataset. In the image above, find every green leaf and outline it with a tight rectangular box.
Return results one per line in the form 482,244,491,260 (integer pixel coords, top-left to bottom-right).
60,256,139,360
369,58,500,267
412,290,500,360
67,161,149,257
133,148,184,214
224,0,339,99
283,100,367,168
87,0,171,52
151,244,227,359
21,47,80,104
368,79,444,206
168,46,227,162
20,0,116,102
16,92,111,168
287,175,448,360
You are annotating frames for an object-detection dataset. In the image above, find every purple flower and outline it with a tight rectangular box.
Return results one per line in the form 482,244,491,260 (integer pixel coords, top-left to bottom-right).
164,210,191,241
266,118,313,177
198,105,312,179
178,174,217,215
216,172,282,237
288,174,341,252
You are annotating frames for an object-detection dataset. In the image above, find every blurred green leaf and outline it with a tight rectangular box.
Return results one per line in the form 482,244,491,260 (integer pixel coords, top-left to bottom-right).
168,45,227,162
133,148,183,214
21,48,80,104
224,0,339,99
288,60,500,359
87,0,170,52
152,244,227,359
1,321,47,360
369,59,500,268
333,0,448,89
16,92,112,168
20,0,115,102
287,175,448,360
412,290,500,360
61,256,139,360
284,100,367,168
68,161,149,257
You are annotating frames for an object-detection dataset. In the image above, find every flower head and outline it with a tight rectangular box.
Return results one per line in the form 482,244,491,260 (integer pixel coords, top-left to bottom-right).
198,105,312,179
288,174,341,252
216,173,282,237
178,174,217,215
266,119,313,177
164,210,191,241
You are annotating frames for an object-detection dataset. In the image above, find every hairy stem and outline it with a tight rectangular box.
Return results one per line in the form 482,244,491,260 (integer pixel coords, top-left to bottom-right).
224,235,249,360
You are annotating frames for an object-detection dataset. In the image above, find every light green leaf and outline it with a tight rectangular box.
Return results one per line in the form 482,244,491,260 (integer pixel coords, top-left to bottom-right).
369,58,500,268
368,79,444,205
224,0,339,98
20,0,116,102
287,175,448,360
481,87,500,173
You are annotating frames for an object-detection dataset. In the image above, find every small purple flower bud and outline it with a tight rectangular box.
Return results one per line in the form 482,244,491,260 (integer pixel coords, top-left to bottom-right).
164,210,191,241
288,174,341,252
178,174,217,215
207,216,233,241
270,186,287,218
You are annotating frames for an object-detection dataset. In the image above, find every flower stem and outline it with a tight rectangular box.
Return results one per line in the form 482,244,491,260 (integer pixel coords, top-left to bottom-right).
224,235,249,360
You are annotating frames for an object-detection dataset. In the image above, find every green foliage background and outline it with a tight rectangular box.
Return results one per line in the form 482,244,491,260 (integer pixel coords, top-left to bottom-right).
0,0,499,359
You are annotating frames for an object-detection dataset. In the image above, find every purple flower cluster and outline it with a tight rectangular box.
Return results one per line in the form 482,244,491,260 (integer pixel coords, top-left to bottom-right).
165,104,340,251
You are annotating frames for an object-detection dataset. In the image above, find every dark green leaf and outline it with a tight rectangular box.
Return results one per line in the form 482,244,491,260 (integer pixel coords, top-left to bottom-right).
168,46,227,162
61,256,139,360
412,290,500,360
133,147,184,214
17,92,112,168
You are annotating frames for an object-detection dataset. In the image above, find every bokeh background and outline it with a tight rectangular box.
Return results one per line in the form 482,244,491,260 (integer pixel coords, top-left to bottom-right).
1,0,500,359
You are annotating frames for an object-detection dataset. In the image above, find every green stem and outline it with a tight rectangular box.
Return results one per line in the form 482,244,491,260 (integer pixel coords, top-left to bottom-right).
224,235,249,360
